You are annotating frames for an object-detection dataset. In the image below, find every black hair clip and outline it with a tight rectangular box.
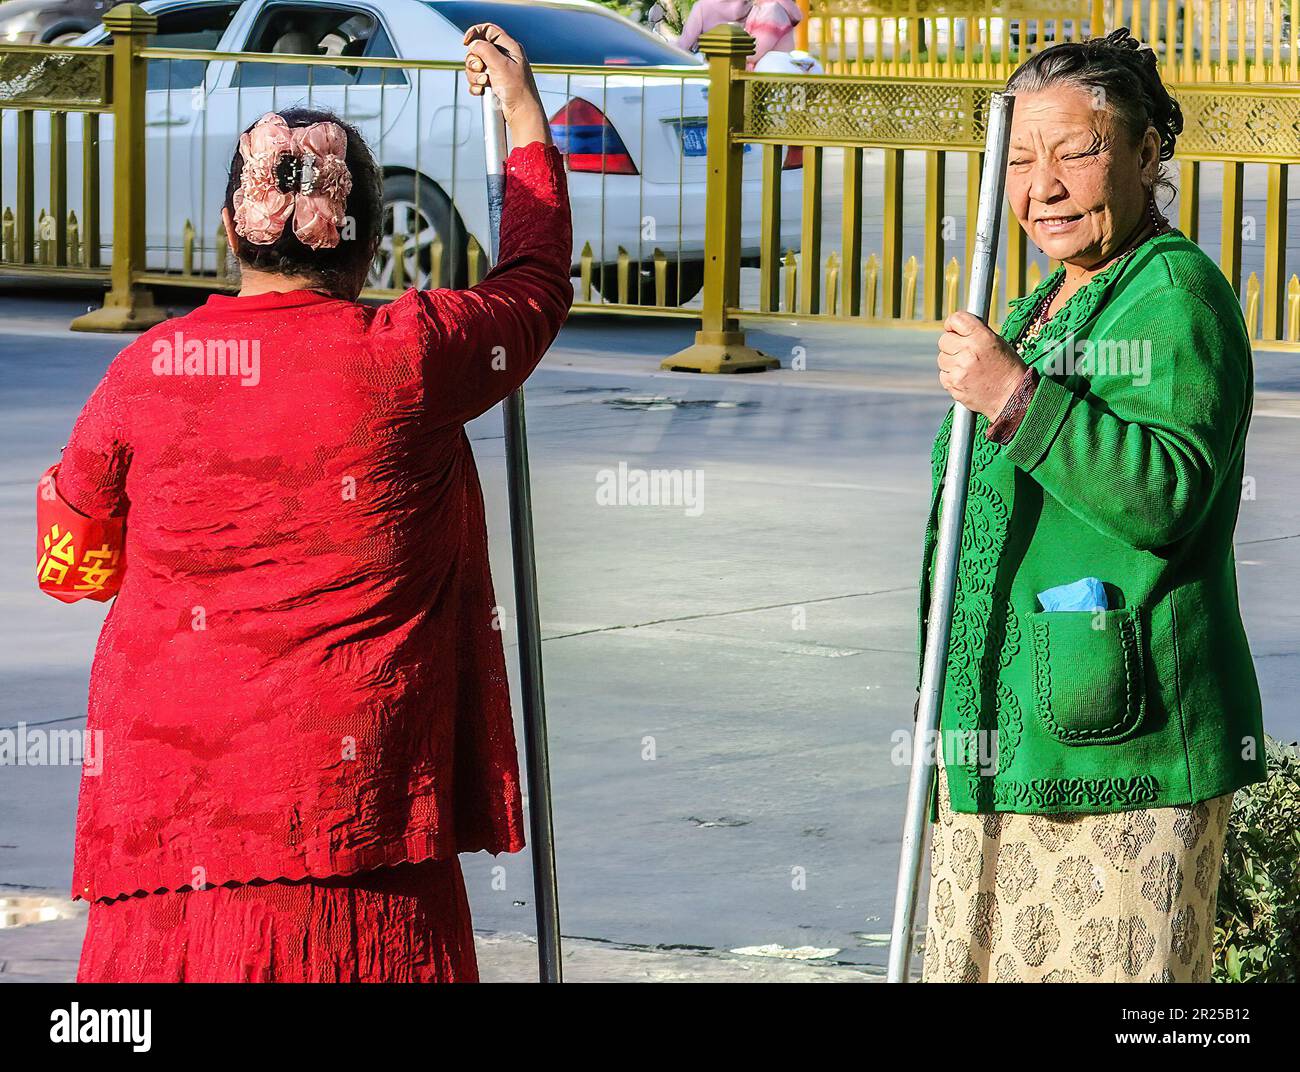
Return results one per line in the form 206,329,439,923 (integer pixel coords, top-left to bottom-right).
273,150,319,195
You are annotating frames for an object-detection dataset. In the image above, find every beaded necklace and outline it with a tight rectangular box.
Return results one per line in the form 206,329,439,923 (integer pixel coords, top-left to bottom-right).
1013,210,1170,358
1014,275,1065,356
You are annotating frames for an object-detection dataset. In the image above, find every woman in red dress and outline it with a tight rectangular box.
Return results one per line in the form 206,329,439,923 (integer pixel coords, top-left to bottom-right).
38,25,571,983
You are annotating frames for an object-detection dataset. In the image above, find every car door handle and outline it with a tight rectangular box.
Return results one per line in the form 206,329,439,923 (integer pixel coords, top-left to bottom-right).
146,117,193,127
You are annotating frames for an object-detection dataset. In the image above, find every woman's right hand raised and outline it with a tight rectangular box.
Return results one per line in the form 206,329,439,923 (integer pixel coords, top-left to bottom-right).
463,23,551,148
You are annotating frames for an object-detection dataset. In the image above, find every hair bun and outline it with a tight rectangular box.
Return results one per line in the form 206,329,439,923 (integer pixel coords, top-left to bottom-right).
1108,28,1183,161
1104,27,1142,51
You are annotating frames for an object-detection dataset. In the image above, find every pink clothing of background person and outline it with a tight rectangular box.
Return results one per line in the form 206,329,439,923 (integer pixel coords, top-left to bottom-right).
744,0,803,64
676,0,753,52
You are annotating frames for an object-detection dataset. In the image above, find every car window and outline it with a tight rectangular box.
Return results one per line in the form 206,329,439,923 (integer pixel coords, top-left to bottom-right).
144,3,241,91
234,4,407,88
426,1,702,66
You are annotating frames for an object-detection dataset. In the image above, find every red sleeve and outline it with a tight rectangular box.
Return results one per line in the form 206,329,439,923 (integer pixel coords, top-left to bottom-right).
374,141,573,427
56,362,132,519
37,362,131,602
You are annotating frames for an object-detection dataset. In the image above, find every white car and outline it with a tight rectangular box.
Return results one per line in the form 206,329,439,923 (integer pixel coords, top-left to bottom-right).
9,0,804,304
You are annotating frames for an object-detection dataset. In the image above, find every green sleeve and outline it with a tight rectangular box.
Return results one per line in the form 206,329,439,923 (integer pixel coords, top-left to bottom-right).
1001,288,1249,550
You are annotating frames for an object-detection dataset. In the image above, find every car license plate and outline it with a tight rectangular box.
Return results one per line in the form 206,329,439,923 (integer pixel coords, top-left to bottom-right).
678,121,749,156
679,122,708,156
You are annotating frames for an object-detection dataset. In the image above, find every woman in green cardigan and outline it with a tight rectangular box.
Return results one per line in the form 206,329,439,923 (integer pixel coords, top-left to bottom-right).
919,30,1266,982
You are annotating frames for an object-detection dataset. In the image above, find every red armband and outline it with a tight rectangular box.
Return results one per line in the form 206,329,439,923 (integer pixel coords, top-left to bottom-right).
36,464,125,604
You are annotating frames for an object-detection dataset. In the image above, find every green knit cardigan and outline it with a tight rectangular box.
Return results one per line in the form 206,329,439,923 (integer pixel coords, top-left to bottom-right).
920,231,1266,815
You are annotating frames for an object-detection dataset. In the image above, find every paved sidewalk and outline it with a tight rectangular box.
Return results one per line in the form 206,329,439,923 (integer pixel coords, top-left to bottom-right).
0,907,877,983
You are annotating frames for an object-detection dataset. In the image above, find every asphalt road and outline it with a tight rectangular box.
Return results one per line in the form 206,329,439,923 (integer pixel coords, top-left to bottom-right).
1,290,1296,970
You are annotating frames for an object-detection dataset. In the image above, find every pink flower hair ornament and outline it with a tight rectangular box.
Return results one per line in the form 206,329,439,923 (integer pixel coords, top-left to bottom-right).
232,112,354,251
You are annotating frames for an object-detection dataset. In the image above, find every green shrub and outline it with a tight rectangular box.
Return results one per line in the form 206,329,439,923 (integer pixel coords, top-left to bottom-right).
1214,736,1300,982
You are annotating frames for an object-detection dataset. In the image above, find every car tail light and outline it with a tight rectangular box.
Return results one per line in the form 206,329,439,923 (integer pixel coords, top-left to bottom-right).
783,146,803,170
549,98,638,175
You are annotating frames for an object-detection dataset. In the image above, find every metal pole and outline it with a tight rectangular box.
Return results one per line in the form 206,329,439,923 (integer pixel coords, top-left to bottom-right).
481,87,563,984
886,92,1015,984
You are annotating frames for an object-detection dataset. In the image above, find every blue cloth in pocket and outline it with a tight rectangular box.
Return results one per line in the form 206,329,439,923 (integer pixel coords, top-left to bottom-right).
1037,577,1108,612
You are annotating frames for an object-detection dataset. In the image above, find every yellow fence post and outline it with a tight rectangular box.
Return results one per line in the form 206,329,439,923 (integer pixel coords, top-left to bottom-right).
840,146,862,316
83,113,101,268
1220,161,1244,296
72,4,167,332
1261,163,1289,341
15,111,34,263
881,148,904,318
759,144,783,311
922,150,946,321
798,146,823,313
50,111,67,266
662,24,776,373
1090,0,1106,34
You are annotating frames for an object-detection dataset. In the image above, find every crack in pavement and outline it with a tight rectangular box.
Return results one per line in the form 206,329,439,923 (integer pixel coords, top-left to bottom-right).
1238,531,1300,546
541,585,914,642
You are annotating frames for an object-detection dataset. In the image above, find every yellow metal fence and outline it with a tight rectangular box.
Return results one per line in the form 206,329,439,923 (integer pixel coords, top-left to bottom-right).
800,1,1099,77
0,4,728,327
719,64,1299,342
0,44,110,282
0,5,1296,356
664,17,1299,368
799,0,1300,82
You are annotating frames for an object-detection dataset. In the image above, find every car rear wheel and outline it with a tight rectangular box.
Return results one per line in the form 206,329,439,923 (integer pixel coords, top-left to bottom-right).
368,173,467,292
42,24,94,44
592,259,705,307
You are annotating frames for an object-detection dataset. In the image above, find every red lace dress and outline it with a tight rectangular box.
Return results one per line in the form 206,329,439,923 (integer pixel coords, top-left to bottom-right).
54,142,572,982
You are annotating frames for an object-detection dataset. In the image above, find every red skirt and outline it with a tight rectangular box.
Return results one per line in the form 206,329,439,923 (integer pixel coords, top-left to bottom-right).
77,859,477,983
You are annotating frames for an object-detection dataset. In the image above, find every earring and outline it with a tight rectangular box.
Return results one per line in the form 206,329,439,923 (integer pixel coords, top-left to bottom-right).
1147,187,1167,233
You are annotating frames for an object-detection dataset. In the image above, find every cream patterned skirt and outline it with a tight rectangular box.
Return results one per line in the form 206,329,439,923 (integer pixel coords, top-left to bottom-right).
922,765,1232,982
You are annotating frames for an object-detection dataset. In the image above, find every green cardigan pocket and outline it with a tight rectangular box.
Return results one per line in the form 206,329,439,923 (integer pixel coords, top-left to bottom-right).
1030,607,1146,745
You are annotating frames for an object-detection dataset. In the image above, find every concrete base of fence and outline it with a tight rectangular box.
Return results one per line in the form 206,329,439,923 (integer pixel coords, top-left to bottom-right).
70,288,168,333
661,329,778,374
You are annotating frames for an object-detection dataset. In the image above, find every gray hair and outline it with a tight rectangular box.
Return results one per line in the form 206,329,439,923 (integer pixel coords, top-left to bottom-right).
1005,28,1183,205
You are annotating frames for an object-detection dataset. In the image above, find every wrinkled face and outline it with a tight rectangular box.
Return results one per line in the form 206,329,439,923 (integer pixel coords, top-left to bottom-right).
1006,84,1160,269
